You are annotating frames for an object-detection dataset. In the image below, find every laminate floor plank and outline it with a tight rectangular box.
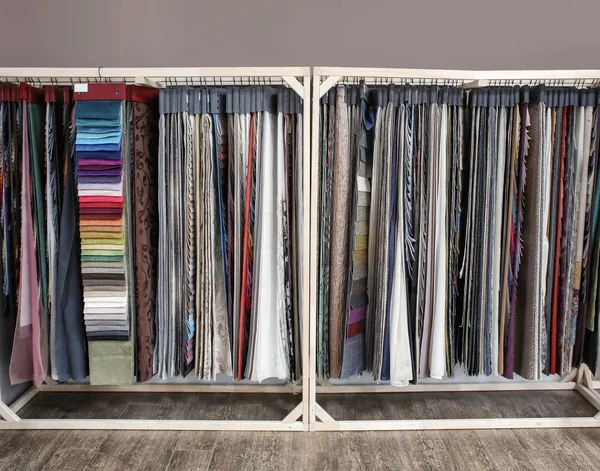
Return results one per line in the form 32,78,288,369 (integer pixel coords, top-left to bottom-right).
0,430,69,471
16,403,59,419
290,433,331,471
119,402,160,420
328,431,376,471
207,431,255,471
26,392,73,406
155,393,200,420
58,430,109,451
167,450,213,471
188,394,231,421
512,427,580,452
315,393,358,420
477,430,530,469
0,431,20,450
176,431,220,451
290,451,330,471
291,431,329,453
565,427,600,461
363,430,413,470
395,430,453,470
85,392,133,420
396,393,433,420
527,447,595,470
523,390,597,417
482,391,538,418
123,431,180,471
256,395,299,421
42,392,131,420
443,430,495,471
84,430,145,471
352,394,385,420
419,392,467,419
246,431,292,471
40,449,97,471
107,392,165,406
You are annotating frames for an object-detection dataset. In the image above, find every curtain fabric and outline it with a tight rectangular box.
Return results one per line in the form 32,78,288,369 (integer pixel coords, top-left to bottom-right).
4,82,303,387
9,101,48,387
131,100,159,383
319,84,600,382
156,86,303,382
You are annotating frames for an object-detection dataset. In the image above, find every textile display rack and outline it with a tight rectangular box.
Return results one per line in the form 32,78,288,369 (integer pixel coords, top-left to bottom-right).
1,66,600,433
0,67,311,431
310,67,600,431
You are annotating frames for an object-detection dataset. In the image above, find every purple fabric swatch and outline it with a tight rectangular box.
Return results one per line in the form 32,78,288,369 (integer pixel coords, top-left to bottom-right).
349,306,366,324
79,207,124,215
78,159,122,167
79,168,122,176
78,175,122,184
76,150,122,161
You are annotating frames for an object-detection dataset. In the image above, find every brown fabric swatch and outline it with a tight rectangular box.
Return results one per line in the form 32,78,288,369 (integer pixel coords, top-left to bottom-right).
132,101,159,382
329,87,351,378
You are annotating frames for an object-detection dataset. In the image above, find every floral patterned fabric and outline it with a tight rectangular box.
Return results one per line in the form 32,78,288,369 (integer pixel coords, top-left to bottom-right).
132,101,159,382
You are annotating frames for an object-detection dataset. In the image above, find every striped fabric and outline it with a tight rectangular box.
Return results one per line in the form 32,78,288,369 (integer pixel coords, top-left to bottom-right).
74,101,129,344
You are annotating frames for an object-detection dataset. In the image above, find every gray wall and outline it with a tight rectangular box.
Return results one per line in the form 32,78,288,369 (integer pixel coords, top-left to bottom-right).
0,0,599,69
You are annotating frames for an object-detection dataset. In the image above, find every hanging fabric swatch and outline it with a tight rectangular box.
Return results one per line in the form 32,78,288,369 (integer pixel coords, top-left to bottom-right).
74,85,134,385
583,93,600,373
317,90,334,378
328,85,352,378
47,87,88,382
339,84,369,379
8,84,49,387
129,87,159,383
1,85,21,382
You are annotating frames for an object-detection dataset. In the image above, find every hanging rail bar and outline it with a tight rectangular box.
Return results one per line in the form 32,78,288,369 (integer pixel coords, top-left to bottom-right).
0,77,291,88
317,67,600,88
316,67,600,81
0,67,306,78
0,67,308,91
334,77,597,88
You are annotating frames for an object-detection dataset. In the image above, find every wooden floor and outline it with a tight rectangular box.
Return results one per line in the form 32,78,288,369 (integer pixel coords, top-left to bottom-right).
0,390,599,470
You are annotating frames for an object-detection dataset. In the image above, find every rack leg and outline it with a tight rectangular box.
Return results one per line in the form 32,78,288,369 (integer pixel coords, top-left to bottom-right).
560,368,578,383
282,403,303,424
315,378,331,387
575,363,600,416
579,364,596,389
314,403,335,424
8,387,39,414
0,399,21,422
575,384,600,414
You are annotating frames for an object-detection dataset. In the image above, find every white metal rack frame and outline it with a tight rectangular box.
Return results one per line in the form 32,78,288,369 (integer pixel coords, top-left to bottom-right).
0,67,311,431
309,66,600,431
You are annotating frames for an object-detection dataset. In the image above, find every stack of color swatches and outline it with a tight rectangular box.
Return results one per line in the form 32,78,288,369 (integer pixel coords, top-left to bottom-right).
74,100,129,341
